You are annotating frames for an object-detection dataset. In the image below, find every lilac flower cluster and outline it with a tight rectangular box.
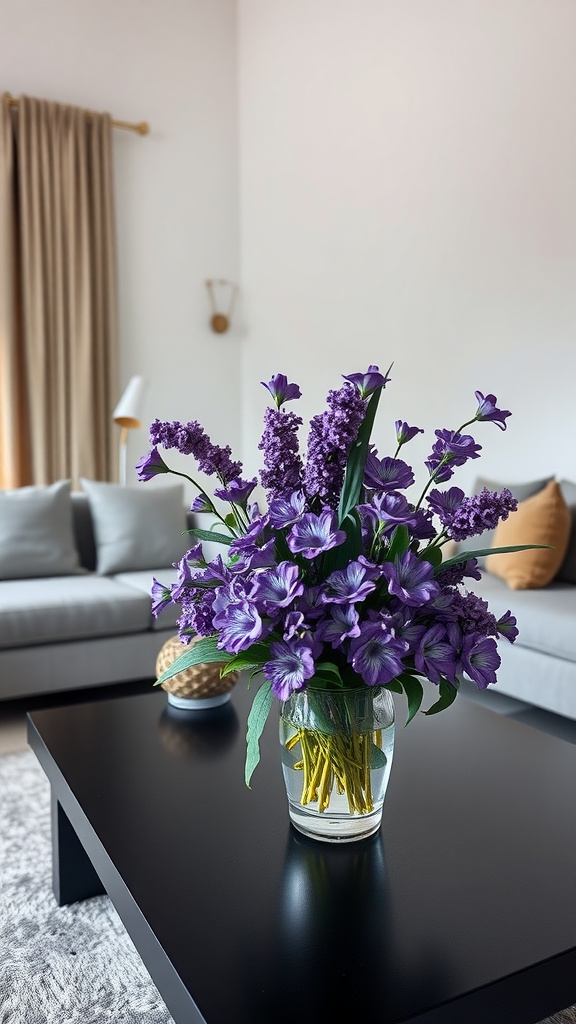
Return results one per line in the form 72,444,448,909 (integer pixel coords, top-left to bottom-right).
427,486,518,542
258,408,304,500
149,418,242,485
139,367,521,719
304,383,367,507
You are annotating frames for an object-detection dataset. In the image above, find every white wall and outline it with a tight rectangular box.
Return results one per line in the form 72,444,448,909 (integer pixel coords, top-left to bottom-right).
1,0,241,494
238,0,576,497
4,1,576,503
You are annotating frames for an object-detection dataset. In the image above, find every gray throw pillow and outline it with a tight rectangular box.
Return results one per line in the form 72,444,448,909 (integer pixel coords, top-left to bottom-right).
80,479,190,575
556,480,576,584
471,475,554,566
0,480,83,580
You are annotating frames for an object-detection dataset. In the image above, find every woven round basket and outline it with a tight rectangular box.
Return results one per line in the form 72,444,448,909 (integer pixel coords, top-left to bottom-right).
156,634,239,701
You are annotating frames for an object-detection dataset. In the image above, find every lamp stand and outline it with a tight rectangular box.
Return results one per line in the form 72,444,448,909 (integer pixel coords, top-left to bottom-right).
118,426,129,486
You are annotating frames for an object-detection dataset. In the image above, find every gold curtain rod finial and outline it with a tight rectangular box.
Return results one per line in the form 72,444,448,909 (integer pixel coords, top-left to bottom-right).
111,118,150,135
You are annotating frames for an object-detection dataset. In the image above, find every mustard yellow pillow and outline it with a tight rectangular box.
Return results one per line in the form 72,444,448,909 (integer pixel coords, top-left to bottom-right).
485,480,571,590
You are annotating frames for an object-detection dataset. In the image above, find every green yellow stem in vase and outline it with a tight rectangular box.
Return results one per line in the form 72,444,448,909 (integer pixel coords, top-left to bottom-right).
285,727,381,815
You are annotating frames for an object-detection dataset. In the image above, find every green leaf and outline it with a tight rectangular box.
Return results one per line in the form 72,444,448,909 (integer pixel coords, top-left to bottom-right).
323,509,363,574
186,527,234,547
155,635,226,686
438,544,552,574
419,544,443,569
224,513,237,529
370,744,388,769
245,681,274,788
384,679,403,695
312,662,345,687
386,524,410,561
400,675,425,725
220,642,272,676
338,389,382,525
423,677,459,716
273,530,293,563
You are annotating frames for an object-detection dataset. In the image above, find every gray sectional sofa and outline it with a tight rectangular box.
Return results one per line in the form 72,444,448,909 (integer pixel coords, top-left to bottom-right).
2,475,575,723
469,572,576,720
0,483,190,702
460,476,576,721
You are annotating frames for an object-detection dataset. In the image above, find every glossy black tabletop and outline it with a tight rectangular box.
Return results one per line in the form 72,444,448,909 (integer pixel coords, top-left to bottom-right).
27,683,576,1024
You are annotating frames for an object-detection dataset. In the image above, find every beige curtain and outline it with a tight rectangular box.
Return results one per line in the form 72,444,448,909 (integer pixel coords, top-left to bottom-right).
0,93,118,488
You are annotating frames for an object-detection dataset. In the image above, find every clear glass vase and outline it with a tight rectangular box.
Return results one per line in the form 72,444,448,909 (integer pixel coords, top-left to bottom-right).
280,685,395,843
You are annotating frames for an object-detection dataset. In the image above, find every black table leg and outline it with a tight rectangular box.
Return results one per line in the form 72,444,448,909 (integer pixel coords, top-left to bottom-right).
51,792,106,906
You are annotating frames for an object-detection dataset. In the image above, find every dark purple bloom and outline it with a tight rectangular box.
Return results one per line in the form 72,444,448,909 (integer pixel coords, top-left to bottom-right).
177,589,216,639
170,555,198,604
136,446,170,481
360,493,435,541
283,611,305,641
261,374,302,409
442,488,518,542
250,561,304,613
381,551,439,607
298,585,326,619
214,477,258,506
342,365,391,399
425,430,482,483
315,605,361,648
212,584,264,653
258,408,304,501
304,383,366,507
436,558,482,586
497,610,519,643
413,624,457,684
183,543,206,568
348,620,408,685
445,590,499,638
268,491,306,529
150,578,172,617
426,487,466,527
229,516,276,568
233,539,277,571
150,419,243,485
364,453,414,492
190,493,214,513
388,609,425,648
264,639,316,700
287,511,346,559
395,420,424,445
474,391,511,431
461,634,500,688
322,560,379,604
189,554,232,587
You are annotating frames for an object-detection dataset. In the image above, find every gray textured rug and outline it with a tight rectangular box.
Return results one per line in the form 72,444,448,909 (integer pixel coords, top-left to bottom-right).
1,749,575,1024
0,748,174,1024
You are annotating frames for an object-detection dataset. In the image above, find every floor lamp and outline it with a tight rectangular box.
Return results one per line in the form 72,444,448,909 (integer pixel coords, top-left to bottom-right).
112,376,148,485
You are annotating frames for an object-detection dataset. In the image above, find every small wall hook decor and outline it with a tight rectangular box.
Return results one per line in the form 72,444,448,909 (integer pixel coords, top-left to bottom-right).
205,278,238,334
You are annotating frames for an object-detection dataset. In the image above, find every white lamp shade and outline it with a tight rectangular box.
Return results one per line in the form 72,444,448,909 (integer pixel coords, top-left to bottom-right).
113,375,148,429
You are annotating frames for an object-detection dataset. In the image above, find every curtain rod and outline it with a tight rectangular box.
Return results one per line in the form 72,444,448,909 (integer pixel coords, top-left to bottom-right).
5,93,149,136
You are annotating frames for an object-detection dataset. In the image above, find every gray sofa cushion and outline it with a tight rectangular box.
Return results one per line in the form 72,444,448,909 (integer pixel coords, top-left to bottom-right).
80,479,190,575
0,576,152,649
112,569,180,630
471,572,576,663
557,479,576,584
0,481,83,580
471,475,554,566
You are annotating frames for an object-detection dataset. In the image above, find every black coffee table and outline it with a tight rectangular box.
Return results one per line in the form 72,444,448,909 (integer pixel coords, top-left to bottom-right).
27,683,576,1024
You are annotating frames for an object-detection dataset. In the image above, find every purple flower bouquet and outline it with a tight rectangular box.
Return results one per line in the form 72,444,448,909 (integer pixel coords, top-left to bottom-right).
138,367,534,839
